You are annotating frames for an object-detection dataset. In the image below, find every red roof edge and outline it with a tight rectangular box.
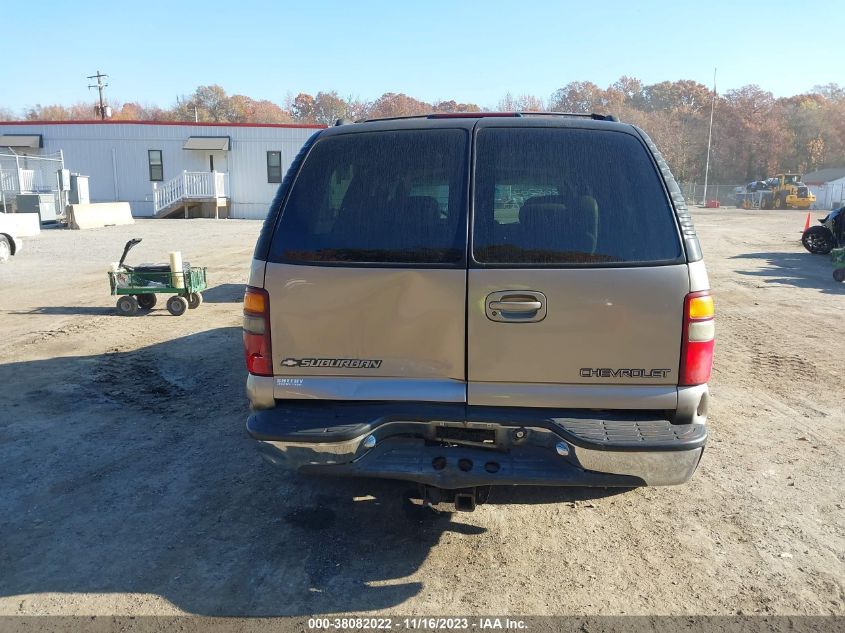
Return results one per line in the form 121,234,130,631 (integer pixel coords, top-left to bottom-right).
0,119,326,130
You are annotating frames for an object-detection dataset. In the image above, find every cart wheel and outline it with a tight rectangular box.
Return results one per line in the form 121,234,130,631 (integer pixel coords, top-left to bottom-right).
166,295,189,316
187,292,203,309
137,294,157,310
834,268,845,283
116,295,139,316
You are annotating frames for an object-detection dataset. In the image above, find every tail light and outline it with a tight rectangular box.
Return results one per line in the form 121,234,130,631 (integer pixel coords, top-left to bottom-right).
680,290,715,386
243,286,272,376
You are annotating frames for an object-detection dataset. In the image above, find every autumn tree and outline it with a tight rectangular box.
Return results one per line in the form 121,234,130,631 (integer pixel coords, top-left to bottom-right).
7,79,845,185
112,102,171,121
367,93,431,119
778,95,826,172
716,85,783,181
433,100,482,113
639,80,711,114
24,104,70,120
248,99,295,124
344,95,371,121
23,102,100,120
548,82,605,113
608,76,644,109
312,91,349,125
291,93,317,123
812,83,845,101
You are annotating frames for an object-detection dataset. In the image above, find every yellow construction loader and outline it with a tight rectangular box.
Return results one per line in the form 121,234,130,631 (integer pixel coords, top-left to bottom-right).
760,174,815,210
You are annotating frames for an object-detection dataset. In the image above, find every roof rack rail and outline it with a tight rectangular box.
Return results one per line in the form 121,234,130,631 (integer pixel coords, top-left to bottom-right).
360,114,431,123
360,111,620,123
514,111,620,122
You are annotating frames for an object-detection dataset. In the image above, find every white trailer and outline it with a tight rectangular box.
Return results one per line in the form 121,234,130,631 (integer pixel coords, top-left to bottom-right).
0,120,324,219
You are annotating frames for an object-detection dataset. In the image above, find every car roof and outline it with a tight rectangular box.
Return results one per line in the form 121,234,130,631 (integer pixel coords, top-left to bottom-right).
318,112,637,137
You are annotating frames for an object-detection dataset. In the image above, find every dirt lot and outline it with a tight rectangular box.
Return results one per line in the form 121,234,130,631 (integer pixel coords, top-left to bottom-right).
0,211,842,617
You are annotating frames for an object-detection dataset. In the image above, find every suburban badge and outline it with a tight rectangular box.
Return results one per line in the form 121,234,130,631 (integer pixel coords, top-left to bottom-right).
281,358,383,369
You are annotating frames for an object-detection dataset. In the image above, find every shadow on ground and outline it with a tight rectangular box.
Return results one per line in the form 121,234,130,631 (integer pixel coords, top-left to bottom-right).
732,250,845,294
9,282,245,316
9,306,115,316
201,283,245,304
0,326,629,615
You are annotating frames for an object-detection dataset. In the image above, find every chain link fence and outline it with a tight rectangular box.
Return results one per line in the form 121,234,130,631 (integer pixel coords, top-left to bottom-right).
0,150,65,213
679,183,744,207
680,181,845,210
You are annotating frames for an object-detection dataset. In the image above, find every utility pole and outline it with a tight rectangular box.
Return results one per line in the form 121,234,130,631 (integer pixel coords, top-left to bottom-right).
88,71,110,119
702,67,717,206
177,95,199,122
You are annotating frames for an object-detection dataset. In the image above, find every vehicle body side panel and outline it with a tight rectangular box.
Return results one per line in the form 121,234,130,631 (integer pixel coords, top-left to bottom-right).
688,260,710,293
247,257,266,288
265,262,467,386
467,266,690,399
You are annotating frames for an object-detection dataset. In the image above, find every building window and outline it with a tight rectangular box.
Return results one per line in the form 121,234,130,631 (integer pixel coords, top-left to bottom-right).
148,150,163,181
267,151,282,183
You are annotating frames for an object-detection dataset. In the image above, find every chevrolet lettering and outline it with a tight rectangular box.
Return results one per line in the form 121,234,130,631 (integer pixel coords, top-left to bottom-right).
580,368,672,379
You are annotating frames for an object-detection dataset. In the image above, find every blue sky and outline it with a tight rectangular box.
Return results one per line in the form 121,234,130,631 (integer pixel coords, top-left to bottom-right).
2,0,843,113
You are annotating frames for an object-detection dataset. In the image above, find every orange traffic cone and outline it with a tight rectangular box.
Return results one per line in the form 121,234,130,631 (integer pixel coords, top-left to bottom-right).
801,212,811,233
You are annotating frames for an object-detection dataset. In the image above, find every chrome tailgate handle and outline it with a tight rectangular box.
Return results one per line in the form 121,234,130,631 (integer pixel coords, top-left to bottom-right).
486,291,547,323
488,300,542,312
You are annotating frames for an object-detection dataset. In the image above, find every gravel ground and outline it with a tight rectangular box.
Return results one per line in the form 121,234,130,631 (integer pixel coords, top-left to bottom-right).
0,212,842,617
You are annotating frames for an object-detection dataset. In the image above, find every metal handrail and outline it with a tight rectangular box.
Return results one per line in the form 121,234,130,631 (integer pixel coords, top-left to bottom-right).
153,171,228,213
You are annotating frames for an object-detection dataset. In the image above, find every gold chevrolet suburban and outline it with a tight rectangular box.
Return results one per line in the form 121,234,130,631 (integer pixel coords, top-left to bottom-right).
244,112,714,510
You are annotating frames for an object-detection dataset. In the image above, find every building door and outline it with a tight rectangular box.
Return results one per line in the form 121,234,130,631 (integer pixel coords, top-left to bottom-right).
207,151,228,173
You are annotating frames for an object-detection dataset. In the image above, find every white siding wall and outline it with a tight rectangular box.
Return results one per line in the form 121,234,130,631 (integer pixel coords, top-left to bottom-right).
0,122,321,218
808,177,845,210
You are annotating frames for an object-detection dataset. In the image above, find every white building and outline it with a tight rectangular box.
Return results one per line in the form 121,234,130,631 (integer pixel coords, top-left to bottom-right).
803,167,845,210
0,120,323,219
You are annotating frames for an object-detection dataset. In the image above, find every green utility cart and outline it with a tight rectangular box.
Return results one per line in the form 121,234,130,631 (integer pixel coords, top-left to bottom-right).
108,238,207,316
832,247,845,283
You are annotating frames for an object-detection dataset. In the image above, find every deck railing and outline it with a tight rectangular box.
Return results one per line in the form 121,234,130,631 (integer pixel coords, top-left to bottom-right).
153,171,228,213
0,169,41,193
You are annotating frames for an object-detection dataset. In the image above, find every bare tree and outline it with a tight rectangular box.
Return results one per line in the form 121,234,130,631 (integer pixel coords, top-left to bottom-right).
497,93,545,111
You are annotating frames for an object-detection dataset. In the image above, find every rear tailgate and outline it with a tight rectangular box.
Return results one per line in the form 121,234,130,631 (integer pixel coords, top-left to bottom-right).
467,123,688,408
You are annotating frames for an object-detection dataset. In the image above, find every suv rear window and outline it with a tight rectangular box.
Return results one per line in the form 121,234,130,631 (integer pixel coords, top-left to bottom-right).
271,129,468,265
472,128,683,265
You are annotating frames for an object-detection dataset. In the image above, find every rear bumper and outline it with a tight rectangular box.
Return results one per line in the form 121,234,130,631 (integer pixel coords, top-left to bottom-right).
246,402,706,488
